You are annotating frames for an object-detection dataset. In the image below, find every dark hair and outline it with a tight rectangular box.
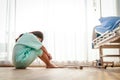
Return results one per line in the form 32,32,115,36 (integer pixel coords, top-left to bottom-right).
15,31,44,42
15,34,23,42
31,31,44,42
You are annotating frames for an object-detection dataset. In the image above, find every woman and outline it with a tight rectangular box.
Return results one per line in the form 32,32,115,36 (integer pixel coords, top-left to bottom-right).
12,31,57,69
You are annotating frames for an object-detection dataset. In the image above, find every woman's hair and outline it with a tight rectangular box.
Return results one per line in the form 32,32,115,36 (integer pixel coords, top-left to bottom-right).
31,31,44,42
15,34,23,42
15,31,44,42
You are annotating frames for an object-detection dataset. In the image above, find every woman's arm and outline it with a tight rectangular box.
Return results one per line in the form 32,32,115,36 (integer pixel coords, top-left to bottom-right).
41,46,52,60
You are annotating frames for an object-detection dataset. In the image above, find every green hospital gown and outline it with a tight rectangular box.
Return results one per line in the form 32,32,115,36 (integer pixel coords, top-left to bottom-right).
12,33,43,69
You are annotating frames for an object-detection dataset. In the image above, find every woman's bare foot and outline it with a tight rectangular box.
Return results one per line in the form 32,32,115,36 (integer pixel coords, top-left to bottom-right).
46,63,58,68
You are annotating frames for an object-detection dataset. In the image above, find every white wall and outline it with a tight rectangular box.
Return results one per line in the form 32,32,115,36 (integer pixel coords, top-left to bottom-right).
0,0,8,61
101,0,117,17
116,0,120,16
0,0,16,62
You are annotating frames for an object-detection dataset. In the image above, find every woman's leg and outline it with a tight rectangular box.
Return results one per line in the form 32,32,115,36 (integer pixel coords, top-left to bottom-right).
38,52,57,68
14,47,57,68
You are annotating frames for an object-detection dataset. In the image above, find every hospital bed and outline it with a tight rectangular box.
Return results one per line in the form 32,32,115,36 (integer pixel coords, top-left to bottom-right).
92,17,120,69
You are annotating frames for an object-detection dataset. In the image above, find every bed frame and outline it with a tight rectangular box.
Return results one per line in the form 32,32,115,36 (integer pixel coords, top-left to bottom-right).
92,25,120,69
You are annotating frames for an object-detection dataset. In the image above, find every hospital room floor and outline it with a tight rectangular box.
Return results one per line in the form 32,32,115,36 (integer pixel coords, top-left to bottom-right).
0,67,120,80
